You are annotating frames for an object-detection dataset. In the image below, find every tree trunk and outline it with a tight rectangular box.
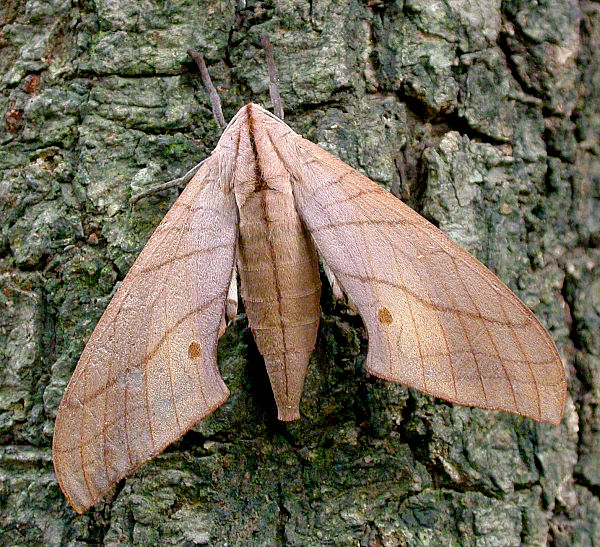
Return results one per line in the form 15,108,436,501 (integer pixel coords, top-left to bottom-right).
1,0,598,544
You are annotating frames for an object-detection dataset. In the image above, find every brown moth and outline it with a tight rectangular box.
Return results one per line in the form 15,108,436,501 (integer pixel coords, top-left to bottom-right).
52,48,566,514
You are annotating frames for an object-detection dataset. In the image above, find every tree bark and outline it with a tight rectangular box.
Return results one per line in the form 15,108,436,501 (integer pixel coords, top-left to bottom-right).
0,0,598,544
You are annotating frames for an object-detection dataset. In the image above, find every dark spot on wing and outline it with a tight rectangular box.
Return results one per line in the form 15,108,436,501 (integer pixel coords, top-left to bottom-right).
377,307,393,325
188,342,202,359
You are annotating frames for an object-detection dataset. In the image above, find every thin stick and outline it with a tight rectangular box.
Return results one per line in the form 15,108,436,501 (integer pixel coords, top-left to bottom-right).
187,49,226,129
129,161,204,205
260,35,284,120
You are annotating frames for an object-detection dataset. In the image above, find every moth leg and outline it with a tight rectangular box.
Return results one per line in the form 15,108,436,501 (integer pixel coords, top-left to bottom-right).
321,256,358,313
129,161,205,205
131,49,227,205
322,259,344,301
313,229,347,303
260,34,284,120
226,266,239,323
219,264,239,338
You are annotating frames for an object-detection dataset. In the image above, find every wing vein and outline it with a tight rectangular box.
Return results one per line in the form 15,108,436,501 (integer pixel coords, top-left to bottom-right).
79,358,96,504
137,244,232,274
435,262,489,406
164,209,197,434
495,291,542,420
372,208,457,397
143,206,197,451
449,255,519,413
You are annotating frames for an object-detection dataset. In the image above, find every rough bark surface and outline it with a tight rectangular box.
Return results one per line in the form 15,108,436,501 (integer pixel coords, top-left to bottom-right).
0,0,598,545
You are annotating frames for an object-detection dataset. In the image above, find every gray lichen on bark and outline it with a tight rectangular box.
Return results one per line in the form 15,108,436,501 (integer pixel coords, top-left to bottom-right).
1,0,598,545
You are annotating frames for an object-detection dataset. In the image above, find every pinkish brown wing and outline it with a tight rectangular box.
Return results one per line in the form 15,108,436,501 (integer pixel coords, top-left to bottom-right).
53,154,237,513
263,113,566,425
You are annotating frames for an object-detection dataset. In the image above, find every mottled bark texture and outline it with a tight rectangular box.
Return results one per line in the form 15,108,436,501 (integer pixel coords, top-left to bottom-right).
0,0,597,545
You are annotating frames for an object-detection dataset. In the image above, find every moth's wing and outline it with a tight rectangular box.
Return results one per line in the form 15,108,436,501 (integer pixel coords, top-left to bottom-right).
52,156,238,513
272,130,566,425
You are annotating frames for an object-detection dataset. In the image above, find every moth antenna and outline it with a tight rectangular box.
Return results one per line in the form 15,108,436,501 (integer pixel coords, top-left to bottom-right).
260,34,284,120
187,49,226,129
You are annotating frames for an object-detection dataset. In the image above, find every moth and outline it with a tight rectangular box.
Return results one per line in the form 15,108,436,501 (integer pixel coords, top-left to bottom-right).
53,43,566,514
